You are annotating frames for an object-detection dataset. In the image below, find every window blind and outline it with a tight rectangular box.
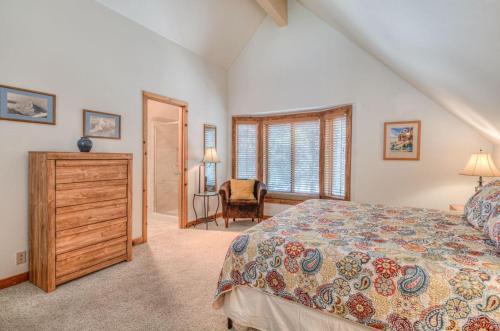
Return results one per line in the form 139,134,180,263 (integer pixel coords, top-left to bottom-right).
232,106,351,201
264,123,292,192
204,127,216,189
236,123,257,179
264,120,320,194
324,113,347,198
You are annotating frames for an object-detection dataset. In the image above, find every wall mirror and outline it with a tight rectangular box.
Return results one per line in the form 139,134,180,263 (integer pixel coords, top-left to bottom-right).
203,124,217,191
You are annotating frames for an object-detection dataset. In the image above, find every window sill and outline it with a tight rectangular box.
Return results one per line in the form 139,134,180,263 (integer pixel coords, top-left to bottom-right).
265,197,304,205
265,192,317,205
264,193,348,205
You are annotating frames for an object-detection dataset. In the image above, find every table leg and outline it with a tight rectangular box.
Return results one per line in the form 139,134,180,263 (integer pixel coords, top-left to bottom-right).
203,196,208,230
214,194,219,226
192,195,198,228
205,196,210,230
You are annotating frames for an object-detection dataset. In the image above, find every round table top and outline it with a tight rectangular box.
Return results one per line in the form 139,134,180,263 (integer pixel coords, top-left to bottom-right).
194,191,219,197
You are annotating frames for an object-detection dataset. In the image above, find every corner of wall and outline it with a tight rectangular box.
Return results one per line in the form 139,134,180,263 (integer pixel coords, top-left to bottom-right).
494,144,500,167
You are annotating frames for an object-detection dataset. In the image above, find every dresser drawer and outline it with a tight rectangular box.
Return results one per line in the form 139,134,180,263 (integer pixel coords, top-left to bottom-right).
56,218,127,254
56,160,128,184
56,199,128,231
56,237,127,280
56,179,127,207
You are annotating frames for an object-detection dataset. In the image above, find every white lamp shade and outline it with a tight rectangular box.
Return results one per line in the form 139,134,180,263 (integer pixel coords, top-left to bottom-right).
460,152,500,177
202,148,220,163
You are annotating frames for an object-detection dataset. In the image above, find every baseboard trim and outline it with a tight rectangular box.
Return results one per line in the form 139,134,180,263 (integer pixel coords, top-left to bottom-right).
186,212,222,228
132,237,145,246
0,272,29,290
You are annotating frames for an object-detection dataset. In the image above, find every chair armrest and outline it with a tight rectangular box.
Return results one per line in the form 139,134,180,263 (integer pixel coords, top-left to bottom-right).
219,181,230,205
256,182,267,203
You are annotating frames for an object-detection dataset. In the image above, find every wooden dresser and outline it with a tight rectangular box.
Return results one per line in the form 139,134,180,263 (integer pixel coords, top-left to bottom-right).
29,152,132,292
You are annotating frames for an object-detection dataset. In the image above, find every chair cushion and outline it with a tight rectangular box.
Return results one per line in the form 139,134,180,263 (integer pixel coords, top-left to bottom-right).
464,180,500,230
230,179,255,200
229,198,258,206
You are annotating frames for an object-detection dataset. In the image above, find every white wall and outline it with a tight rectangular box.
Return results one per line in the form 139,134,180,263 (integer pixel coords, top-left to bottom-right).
494,145,500,170
228,0,493,215
0,0,227,279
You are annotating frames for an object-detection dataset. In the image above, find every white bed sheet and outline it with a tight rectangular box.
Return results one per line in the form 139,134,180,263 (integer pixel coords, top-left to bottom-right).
222,286,372,331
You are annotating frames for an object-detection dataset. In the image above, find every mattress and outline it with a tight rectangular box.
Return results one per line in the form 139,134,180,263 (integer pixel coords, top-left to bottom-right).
223,286,371,331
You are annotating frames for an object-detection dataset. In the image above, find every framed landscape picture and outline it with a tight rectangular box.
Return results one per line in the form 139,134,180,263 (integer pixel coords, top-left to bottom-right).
384,120,421,160
83,109,121,139
0,84,56,125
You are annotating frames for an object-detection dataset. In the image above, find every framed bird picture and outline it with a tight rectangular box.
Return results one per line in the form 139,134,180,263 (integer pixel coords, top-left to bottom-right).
83,109,121,139
0,84,56,125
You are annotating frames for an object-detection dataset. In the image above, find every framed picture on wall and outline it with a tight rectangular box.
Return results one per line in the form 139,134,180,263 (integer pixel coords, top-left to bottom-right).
0,84,56,125
384,120,421,160
83,109,121,139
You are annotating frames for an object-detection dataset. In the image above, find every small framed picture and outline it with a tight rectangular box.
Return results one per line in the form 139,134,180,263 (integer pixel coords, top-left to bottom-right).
384,120,421,160
0,84,56,125
83,109,121,139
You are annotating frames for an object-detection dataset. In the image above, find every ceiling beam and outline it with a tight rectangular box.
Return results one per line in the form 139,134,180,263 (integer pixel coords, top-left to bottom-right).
256,0,287,27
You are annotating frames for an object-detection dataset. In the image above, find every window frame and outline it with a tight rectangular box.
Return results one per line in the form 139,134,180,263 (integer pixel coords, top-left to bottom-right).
232,105,352,203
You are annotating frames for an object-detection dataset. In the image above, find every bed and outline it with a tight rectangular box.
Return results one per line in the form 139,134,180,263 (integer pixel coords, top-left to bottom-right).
213,199,500,331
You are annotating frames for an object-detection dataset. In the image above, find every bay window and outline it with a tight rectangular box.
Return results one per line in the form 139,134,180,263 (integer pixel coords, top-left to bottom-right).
232,105,351,202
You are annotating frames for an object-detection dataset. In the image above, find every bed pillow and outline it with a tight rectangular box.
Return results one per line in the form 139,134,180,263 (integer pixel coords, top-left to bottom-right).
484,212,500,250
230,179,255,200
463,180,500,230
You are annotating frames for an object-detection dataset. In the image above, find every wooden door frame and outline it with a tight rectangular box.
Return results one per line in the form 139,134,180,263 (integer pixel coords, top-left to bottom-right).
137,91,188,245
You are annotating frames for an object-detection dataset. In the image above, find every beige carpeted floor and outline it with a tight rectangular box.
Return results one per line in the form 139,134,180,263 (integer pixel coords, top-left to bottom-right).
0,217,257,331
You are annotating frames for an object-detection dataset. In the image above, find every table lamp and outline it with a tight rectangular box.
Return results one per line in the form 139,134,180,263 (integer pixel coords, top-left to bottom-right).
460,149,500,191
198,147,220,192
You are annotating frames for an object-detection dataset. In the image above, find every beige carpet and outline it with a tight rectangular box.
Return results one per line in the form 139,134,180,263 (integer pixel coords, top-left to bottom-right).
0,217,257,331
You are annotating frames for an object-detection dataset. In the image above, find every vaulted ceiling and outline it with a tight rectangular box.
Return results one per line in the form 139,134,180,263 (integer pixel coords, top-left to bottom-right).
299,0,500,144
96,0,266,69
96,0,500,144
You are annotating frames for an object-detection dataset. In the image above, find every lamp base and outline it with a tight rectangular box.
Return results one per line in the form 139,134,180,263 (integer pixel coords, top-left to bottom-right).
475,176,483,192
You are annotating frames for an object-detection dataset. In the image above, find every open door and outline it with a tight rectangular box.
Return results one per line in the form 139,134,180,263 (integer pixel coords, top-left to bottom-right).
136,91,188,245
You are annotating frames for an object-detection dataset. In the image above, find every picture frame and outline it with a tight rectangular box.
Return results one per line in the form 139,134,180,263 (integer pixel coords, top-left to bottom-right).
0,84,56,125
83,109,121,139
383,120,421,160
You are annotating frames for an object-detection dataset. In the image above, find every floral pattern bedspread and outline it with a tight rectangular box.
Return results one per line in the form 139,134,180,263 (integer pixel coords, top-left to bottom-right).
214,199,500,331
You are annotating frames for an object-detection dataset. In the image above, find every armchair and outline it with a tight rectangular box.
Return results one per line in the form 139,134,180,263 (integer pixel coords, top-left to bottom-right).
219,180,267,228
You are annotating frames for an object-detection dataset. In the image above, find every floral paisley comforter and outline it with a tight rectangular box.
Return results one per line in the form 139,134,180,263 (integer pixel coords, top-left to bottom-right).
214,199,500,331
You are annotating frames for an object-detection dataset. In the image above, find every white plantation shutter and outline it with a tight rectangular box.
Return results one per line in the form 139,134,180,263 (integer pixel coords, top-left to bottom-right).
236,123,257,179
264,120,320,194
264,123,292,192
324,113,348,199
294,121,320,193
204,127,216,189
233,106,351,200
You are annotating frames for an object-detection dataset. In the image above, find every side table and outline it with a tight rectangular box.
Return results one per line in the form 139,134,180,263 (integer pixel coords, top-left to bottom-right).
193,191,220,229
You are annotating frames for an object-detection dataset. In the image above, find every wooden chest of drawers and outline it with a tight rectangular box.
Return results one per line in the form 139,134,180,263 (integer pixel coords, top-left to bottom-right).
29,152,132,292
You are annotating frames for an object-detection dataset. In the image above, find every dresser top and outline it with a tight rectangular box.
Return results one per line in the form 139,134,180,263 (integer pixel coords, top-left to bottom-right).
29,152,133,160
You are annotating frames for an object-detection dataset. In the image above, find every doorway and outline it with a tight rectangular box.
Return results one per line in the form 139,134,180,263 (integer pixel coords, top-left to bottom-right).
140,91,188,244
151,119,178,217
